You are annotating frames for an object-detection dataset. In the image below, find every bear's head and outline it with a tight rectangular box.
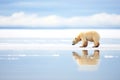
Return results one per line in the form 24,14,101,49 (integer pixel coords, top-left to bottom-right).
72,37,81,45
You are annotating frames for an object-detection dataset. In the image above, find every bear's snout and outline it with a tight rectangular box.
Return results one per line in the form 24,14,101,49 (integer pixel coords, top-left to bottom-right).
72,41,75,45
72,40,76,45
72,43,75,45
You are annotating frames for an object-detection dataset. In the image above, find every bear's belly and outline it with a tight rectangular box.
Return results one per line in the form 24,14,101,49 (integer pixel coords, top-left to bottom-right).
86,37,93,42
89,39,93,42
86,36,93,42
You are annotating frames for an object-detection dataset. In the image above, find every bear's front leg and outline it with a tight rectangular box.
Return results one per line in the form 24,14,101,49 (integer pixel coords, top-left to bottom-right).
80,41,88,48
93,42,99,48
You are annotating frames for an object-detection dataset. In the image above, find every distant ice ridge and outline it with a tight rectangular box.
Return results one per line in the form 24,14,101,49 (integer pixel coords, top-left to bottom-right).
0,43,120,50
0,38,72,44
0,29,120,38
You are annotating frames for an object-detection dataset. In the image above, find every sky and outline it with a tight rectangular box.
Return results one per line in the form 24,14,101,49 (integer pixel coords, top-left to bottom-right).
0,0,120,29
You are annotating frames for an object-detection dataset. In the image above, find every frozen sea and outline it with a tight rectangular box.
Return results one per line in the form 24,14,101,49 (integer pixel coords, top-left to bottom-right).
0,29,120,80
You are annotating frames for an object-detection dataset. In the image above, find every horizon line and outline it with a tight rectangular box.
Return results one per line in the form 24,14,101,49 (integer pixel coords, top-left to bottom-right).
0,27,119,29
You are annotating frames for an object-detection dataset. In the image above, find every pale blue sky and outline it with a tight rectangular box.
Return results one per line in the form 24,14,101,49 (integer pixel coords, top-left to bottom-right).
0,0,120,16
0,0,120,29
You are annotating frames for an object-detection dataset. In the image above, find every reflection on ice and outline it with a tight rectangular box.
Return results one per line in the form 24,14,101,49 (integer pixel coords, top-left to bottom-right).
72,50,100,71
0,57,19,60
0,54,59,61
104,55,119,59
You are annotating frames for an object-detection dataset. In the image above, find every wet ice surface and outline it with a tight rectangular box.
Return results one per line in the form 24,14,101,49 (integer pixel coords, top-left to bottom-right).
0,49,120,80
0,29,120,80
0,38,120,50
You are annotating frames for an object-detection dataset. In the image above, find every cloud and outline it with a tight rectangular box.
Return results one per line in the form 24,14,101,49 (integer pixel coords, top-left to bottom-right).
0,12,120,28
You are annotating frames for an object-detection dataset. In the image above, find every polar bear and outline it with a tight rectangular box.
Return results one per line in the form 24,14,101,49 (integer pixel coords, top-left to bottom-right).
72,31,100,47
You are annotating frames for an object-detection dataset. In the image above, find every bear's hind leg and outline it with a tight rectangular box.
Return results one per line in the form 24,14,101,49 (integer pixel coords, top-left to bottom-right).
93,42,99,48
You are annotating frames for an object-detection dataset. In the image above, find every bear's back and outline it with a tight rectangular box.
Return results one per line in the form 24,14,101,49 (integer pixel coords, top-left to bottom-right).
85,31,100,41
